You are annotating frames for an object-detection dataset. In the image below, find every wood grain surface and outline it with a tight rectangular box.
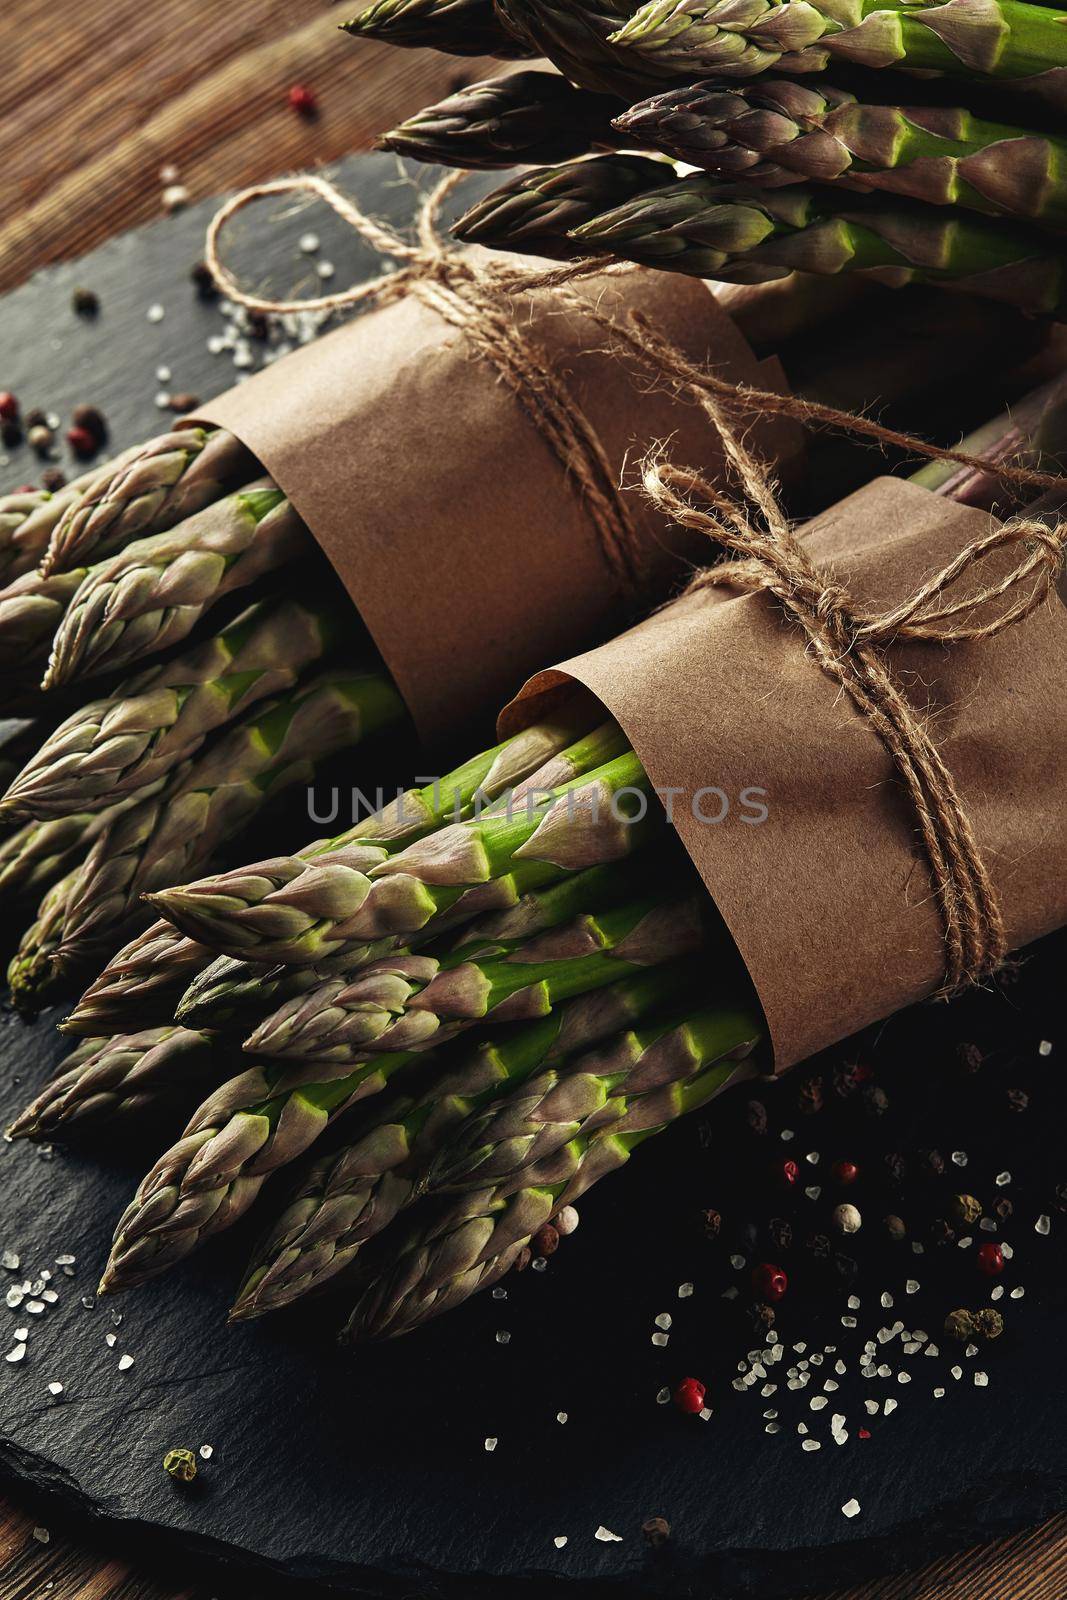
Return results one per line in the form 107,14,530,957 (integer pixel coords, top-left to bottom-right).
0,3,1063,1596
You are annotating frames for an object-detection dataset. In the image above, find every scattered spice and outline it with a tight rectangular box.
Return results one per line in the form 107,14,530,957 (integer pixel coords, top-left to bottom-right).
955,1042,984,1074
288,83,318,117
642,1516,670,1547
27,424,53,455
974,1308,1005,1340
832,1203,862,1235
751,1263,788,1302
71,403,107,444
951,1194,983,1226
832,1160,859,1186
40,467,67,493
0,391,19,420
976,1242,1004,1276
944,1308,976,1342
190,261,218,300
65,425,97,459
167,393,201,415
71,287,99,317
673,1377,706,1414
163,1448,197,1483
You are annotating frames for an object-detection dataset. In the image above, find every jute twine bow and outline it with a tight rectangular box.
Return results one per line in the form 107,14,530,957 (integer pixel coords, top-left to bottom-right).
206,170,1067,995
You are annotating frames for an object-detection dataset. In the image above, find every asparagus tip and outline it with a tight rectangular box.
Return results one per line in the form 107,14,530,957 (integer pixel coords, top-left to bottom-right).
4,1112,36,1141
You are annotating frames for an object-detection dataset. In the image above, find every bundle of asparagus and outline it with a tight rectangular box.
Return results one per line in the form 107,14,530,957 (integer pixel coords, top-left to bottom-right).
350,0,1067,313
4,378,1055,1349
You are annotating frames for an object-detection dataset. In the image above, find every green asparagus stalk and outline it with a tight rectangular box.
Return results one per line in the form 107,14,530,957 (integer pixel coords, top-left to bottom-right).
379,71,625,169
495,0,667,98
7,867,81,1012
232,956,705,1318
60,921,211,1037
0,448,143,584
615,80,1067,226
453,153,672,258
568,171,1067,313
42,483,310,691
343,1003,761,1340
6,1026,223,1142
147,745,654,965
2,590,347,822
41,427,256,578
608,0,1067,100
0,804,146,912
0,567,84,677
42,668,405,987
342,0,537,57
98,890,703,1293
244,890,705,1062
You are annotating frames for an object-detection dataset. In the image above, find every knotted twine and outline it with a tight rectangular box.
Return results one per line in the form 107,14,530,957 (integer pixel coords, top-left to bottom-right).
205,171,1067,996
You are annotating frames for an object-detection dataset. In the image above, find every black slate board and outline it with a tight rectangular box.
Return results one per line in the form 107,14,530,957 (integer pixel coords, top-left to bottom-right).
0,159,1065,1599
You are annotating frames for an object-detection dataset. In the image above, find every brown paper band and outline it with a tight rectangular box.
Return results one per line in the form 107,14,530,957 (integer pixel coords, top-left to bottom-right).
501,478,1067,1070
191,270,799,743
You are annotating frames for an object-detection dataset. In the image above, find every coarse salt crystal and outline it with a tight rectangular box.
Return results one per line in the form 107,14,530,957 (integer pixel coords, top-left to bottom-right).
841,1315,857,1329
5,1343,26,1363
492,1288,507,1300
25,1301,44,1315
299,232,321,253
656,1388,671,1405
881,1292,894,1308
147,304,165,323
730,1254,746,1270
46,1382,63,1397
765,1422,781,1435
1001,1243,1014,1261
780,1129,794,1142
678,1282,694,1299
199,1445,213,1459
105,1334,117,1348
905,1280,919,1295
595,1527,623,1542
884,1398,897,1416
974,1371,989,1387
995,1172,1011,1188
951,1366,963,1380
495,1330,511,1344
1010,1287,1026,1300
933,1387,945,1399
1036,1215,1051,1235
1,1252,19,1270
118,1354,134,1371
655,1313,672,1330
651,1333,669,1347
32,1527,49,1544
484,1437,498,1452
805,1151,820,1165
1039,1040,1053,1056
841,1499,861,1519
805,1186,821,1201
991,1286,1004,1302
554,1535,568,1548
951,1151,968,1167
897,1373,911,1385
847,1295,861,1310
802,1439,821,1452
810,1397,828,1412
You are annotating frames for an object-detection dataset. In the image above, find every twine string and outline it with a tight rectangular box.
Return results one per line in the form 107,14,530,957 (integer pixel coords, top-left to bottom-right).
205,171,1067,994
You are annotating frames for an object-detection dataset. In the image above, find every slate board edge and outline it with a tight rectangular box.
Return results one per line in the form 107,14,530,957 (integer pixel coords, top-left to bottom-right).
3,1432,1065,1599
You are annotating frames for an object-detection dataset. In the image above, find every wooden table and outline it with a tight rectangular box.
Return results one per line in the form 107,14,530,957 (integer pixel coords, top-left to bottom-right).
0,3,1064,1594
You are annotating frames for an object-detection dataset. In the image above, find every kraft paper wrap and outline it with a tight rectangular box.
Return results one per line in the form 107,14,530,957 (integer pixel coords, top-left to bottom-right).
191,266,800,742
500,477,1067,1070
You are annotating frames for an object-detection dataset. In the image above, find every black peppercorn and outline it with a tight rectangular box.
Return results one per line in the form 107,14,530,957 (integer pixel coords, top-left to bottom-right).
928,1217,956,1247
747,1302,776,1333
40,467,67,493
883,1214,907,1242
642,1517,670,1548
190,260,218,299
72,287,100,316
918,1148,945,1177
71,403,107,444
1,418,22,447
700,1208,722,1240
955,1041,984,1074
247,310,270,341
746,1099,768,1136
23,408,47,429
833,1063,864,1099
861,1084,890,1118
974,1308,1004,1341
945,1308,976,1342
1006,1088,1030,1113
883,1152,907,1187
768,1217,792,1253
796,1076,823,1116
805,1231,831,1261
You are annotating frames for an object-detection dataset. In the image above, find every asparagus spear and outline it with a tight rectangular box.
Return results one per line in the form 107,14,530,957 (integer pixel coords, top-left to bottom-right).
2,591,347,821
60,921,211,1037
615,80,1067,226
568,172,1067,312
6,1026,224,1142
147,746,653,964
42,483,310,690
379,71,625,169
495,0,667,98
98,888,703,1293
0,447,143,584
7,867,81,1012
453,153,672,258
41,428,256,577
608,0,1067,99
232,957,704,1318
42,669,405,988
0,567,84,678
341,0,537,57
244,891,706,1062
0,806,134,909
343,1003,761,1340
